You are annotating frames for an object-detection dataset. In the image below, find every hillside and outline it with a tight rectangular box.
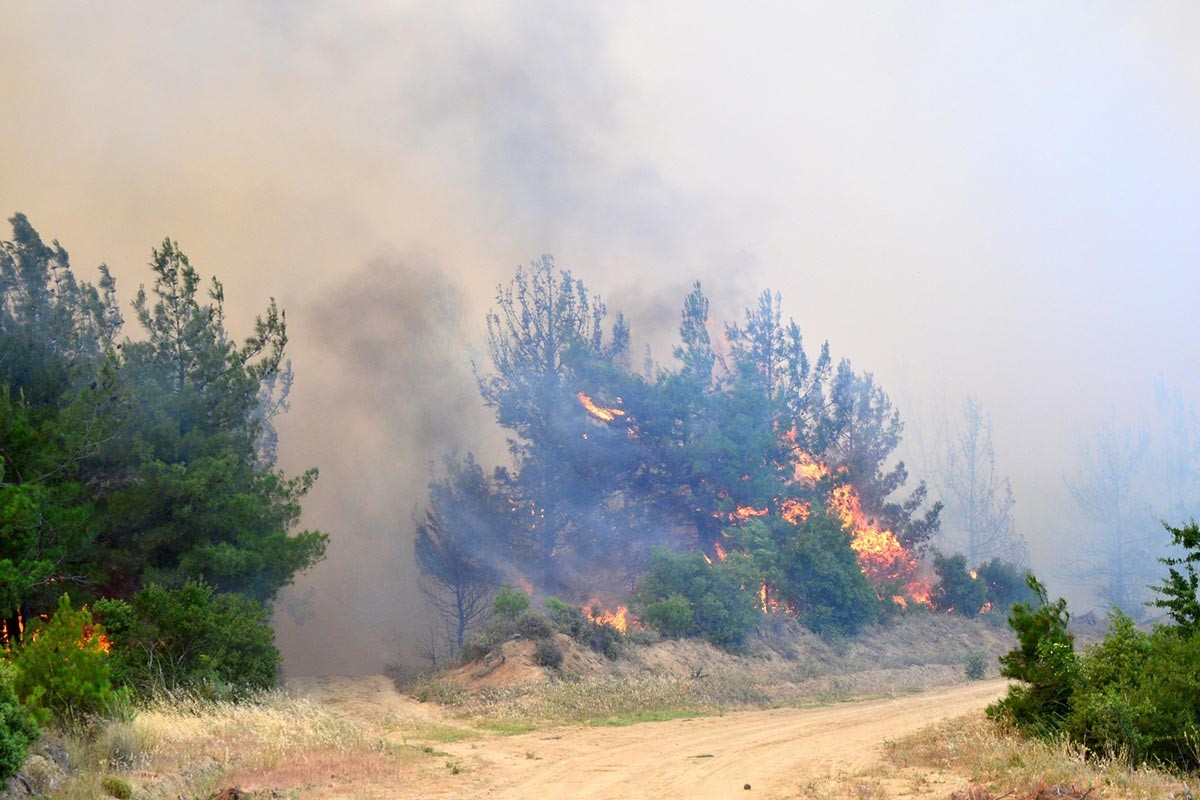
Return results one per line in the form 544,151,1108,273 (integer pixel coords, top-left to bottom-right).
409,613,1016,726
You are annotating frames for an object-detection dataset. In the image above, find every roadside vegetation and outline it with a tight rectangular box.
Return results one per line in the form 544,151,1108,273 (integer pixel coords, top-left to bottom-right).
987,521,1200,773
0,215,326,790
886,713,1189,800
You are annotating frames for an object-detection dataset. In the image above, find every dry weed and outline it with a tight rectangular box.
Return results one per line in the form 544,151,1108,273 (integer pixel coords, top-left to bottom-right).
884,713,1194,800
48,690,423,800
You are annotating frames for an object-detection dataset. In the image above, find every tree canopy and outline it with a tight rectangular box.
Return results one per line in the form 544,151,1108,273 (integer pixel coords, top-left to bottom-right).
419,256,942,645
0,214,325,652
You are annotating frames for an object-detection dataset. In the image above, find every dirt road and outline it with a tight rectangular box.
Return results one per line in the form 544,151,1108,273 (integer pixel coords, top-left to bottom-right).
437,679,1007,799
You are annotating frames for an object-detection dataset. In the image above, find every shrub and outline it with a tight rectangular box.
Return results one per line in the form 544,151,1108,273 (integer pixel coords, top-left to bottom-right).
779,513,880,637
542,597,624,659
0,662,39,780
987,575,1078,734
514,610,554,640
12,594,119,725
532,639,564,669
635,548,760,649
100,774,133,799
94,581,278,697
493,585,530,619
544,596,571,627
641,595,694,638
964,651,988,681
579,617,623,660
460,616,513,663
975,558,1036,612
1151,521,1200,633
931,551,988,617
1065,617,1200,769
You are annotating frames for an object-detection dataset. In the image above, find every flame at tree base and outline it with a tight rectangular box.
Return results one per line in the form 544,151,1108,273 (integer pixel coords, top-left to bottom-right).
584,600,630,633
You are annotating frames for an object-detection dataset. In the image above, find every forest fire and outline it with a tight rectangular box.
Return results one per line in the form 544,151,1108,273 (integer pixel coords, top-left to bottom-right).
730,505,768,522
81,623,112,653
584,601,629,633
793,448,831,483
827,483,931,602
780,498,811,524
577,392,625,422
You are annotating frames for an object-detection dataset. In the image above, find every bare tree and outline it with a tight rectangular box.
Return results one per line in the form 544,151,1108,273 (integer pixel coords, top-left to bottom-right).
413,454,509,658
935,396,1026,566
1066,420,1158,617
1152,380,1200,522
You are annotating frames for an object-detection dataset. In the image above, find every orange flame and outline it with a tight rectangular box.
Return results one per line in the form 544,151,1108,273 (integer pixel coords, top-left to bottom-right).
577,392,625,422
584,600,629,634
514,576,533,596
794,450,830,483
758,583,782,614
827,482,933,605
780,498,811,524
81,623,112,653
892,595,908,609
730,506,768,522
713,541,728,561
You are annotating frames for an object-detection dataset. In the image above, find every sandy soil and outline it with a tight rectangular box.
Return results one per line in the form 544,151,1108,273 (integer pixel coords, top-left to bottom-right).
290,676,1007,799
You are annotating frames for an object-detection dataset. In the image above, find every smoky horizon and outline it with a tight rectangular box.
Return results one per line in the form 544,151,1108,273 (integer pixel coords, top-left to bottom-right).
4,3,1200,674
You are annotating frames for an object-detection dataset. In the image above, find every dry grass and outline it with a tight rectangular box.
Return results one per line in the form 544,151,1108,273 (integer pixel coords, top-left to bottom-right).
883,712,1196,800
412,660,970,733
46,690,433,800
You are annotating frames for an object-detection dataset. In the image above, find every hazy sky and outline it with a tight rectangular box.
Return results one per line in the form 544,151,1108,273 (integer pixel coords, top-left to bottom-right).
4,2,1200,672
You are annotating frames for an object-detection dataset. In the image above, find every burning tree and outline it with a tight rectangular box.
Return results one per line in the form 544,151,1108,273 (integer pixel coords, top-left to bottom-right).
420,258,944,644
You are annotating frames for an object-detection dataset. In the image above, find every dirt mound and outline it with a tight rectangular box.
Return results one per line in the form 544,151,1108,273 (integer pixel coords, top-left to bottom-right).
433,612,1015,700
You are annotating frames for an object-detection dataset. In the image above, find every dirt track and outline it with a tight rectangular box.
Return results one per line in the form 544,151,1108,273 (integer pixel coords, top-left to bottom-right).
300,681,1003,800
433,679,1008,799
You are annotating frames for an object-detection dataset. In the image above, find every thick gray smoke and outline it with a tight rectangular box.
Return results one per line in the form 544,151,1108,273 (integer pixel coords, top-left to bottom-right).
5,3,1200,670
272,257,496,674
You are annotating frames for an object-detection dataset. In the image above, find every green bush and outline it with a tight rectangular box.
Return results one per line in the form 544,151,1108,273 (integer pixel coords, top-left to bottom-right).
100,774,133,799
964,651,988,681
514,610,554,640
641,594,694,638
987,575,1079,734
988,528,1200,771
460,616,514,663
0,662,39,780
1065,617,1200,768
975,558,1036,612
931,551,988,617
635,548,760,650
492,585,530,619
531,639,564,669
1151,521,1200,633
778,513,880,637
12,594,119,725
542,597,624,659
94,581,278,697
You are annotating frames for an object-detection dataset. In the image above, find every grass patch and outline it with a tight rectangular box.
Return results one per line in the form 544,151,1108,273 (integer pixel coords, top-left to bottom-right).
44,689,420,799
472,719,540,735
588,707,708,727
398,722,481,743
885,712,1195,799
